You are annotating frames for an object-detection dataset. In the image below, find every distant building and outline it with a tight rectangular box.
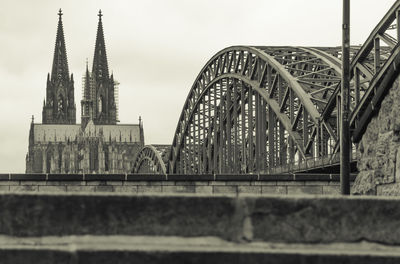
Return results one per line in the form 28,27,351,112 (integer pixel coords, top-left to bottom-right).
26,9,144,174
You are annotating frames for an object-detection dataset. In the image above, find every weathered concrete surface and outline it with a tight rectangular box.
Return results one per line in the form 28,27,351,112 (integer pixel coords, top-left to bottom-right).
1,235,400,264
1,192,400,245
0,193,236,239
354,75,400,195
249,196,400,244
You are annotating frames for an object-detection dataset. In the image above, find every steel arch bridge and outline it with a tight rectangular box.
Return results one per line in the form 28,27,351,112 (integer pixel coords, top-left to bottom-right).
168,46,344,174
132,145,170,174
133,1,400,175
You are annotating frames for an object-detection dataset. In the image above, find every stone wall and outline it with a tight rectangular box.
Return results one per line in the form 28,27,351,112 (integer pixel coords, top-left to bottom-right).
1,193,400,263
0,173,355,196
353,75,400,195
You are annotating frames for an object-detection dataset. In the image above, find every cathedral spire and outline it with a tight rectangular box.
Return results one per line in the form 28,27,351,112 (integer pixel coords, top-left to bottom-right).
43,9,76,124
51,9,69,82
89,10,117,125
92,9,109,80
81,58,93,128
84,59,91,100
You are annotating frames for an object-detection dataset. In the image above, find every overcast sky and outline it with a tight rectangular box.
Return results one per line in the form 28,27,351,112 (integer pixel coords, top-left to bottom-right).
0,0,395,172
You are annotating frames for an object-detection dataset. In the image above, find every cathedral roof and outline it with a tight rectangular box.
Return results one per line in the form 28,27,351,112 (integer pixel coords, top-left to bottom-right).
32,123,142,143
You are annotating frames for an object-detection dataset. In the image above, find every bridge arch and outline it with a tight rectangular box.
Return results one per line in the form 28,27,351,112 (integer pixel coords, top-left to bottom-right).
168,46,343,174
132,145,169,174
132,2,400,175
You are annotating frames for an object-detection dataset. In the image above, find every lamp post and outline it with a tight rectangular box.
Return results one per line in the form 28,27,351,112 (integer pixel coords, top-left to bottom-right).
340,0,351,195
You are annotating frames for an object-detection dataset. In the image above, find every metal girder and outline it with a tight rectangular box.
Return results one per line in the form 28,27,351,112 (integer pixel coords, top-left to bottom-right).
132,145,169,174
348,1,400,143
198,76,305,173
168,46,344,174
351,2,400,70
351,44,400,142
317,1,400,148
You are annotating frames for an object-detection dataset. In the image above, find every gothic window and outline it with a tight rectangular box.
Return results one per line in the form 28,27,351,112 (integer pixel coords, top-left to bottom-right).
98,95,105,114
89,144,99,172
46,153,52,173
58,144,63,173
89,145,94,171
98,96,102,114
58,150,62,172
104,148,109,171
33,150,43,172
65,153,70,174
58,94,64,113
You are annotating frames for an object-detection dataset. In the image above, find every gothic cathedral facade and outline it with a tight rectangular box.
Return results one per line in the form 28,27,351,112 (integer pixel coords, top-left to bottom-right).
26,10,145,174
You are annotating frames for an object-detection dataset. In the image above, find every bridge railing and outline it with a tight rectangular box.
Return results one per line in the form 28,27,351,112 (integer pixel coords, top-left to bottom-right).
268,148,357,174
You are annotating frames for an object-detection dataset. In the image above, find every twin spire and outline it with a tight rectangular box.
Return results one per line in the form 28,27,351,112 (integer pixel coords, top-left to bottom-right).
45,9,116,125
52,9,108,82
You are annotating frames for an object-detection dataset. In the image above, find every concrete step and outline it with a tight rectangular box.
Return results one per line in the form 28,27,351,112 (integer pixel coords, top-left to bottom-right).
1,192,400,245
1,235,400,264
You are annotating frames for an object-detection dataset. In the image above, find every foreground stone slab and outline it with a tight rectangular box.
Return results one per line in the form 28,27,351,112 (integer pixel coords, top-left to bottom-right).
247,196,400,244
0,192,236,239
1,192,400,245
0,235,400,264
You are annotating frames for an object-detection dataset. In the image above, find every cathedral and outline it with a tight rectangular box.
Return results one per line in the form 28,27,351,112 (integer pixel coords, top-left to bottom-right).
26,9,145,174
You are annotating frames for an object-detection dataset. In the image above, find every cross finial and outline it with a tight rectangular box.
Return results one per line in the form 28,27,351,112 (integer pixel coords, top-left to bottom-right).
98,9,103,18
58,9,63,19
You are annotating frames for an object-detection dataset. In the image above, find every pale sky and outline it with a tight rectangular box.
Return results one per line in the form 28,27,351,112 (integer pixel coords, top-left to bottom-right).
0,0,395,172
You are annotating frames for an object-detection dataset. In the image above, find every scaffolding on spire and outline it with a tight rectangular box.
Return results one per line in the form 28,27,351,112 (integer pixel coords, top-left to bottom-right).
114,79,120,122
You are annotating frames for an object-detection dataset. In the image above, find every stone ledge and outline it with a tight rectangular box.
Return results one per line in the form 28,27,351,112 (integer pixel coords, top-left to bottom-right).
0,235,399,264
85,174,125,181
8,173,357,182
0,174,9,181
0,193,399,245
216,174,258,181
47,174,83,181
260,174,293,181
168,174,213,181
10,174,46,181
0,182,349,195
127,174,166,181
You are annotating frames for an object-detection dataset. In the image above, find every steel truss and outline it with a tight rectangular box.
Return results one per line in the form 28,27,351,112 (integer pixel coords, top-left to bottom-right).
168,46,344,174
132,145,170,174
347,1,400,143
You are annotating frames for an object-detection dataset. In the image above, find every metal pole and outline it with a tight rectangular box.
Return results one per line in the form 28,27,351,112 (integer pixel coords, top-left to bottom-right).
340,0,351,195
